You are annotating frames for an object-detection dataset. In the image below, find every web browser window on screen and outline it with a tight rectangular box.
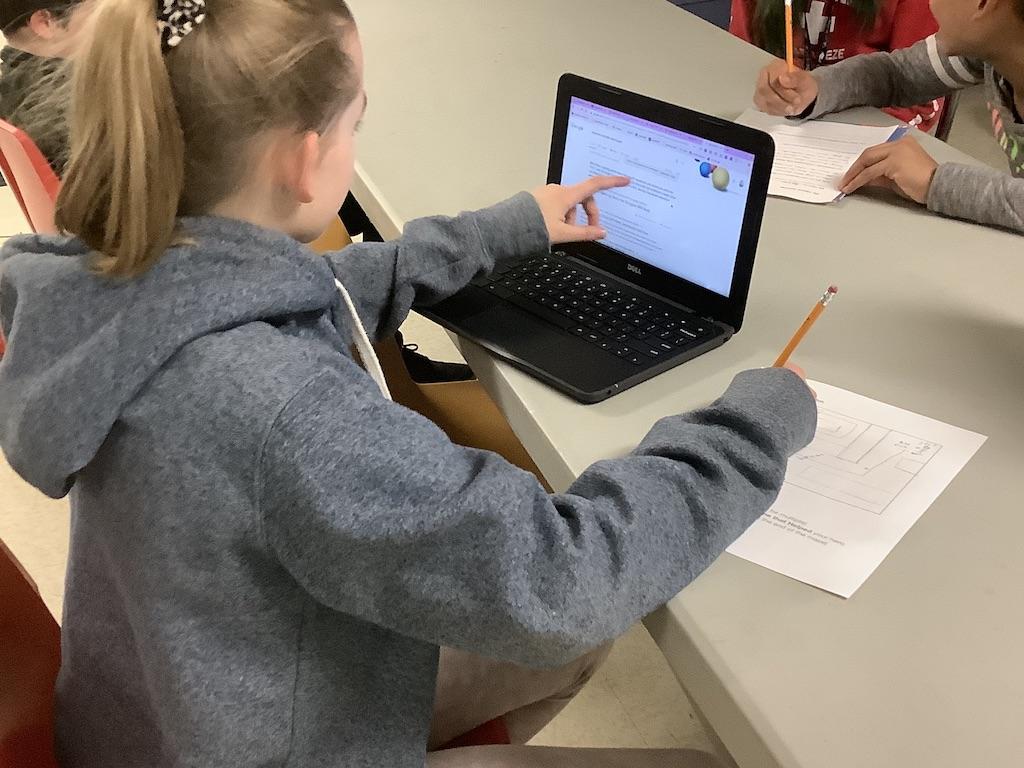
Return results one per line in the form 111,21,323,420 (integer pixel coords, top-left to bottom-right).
560,97,755,297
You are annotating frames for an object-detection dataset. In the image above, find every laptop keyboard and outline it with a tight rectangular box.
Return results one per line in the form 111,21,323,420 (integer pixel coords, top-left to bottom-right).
475,253,716,366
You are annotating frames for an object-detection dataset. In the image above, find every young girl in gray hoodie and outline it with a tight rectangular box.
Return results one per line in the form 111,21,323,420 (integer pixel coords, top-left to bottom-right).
0,1,816,766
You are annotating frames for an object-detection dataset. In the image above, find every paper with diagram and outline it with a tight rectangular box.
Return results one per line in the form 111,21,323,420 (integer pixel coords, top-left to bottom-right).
727,382,986,597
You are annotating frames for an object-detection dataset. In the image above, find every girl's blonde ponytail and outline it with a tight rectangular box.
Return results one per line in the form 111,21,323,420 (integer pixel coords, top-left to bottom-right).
55,0,356,278
55,0,184,277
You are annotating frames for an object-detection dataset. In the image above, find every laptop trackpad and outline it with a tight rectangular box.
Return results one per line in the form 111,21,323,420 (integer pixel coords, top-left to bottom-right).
455,300,632,392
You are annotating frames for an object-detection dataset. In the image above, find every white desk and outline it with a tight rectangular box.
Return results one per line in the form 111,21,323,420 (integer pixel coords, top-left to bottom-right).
346,2,1024,766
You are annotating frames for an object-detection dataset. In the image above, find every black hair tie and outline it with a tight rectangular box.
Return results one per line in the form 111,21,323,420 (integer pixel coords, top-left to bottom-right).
157,0,206,52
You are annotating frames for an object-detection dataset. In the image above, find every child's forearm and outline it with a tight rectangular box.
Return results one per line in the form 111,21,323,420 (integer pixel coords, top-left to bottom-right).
325,193,549,341
260,367,817,668
929,164,1024,234
809,37,983,119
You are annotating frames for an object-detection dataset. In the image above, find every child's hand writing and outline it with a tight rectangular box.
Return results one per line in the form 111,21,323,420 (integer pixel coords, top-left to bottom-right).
839,136,938,203
532,176,631,244
783,363,816,397
784,363,807,381
754,60,819,117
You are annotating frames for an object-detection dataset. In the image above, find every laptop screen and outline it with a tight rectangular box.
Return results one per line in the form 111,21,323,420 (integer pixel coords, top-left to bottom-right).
560,97,756,298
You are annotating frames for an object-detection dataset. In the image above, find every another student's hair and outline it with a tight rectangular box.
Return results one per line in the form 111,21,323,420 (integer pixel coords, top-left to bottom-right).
55,0,358,277
2,57,73,173
751,0,881,59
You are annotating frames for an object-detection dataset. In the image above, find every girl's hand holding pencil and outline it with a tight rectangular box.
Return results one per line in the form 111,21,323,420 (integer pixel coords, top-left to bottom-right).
754,60,819,117
782,362,808,382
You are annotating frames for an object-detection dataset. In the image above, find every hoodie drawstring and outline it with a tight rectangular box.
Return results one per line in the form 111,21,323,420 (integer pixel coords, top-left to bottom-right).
335,279,392,401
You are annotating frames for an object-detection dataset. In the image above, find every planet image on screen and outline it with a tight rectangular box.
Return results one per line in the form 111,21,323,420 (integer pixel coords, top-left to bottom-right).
711,165,730,191
697,160,730,191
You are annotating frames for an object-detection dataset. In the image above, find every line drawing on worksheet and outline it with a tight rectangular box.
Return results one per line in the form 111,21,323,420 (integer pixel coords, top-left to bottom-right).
786,409,944,514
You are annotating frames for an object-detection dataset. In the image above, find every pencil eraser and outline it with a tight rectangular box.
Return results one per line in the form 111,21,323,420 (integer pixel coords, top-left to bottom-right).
828,285,838,294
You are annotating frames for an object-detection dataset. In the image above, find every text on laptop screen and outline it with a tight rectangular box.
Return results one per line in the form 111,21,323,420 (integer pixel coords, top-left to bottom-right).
560,97,756,297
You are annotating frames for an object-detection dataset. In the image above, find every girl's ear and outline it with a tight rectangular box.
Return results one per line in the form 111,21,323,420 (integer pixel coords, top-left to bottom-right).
282,132,321,205
28,9,59,39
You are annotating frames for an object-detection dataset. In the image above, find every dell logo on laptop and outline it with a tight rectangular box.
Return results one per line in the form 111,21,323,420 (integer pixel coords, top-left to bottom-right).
627,264,642,276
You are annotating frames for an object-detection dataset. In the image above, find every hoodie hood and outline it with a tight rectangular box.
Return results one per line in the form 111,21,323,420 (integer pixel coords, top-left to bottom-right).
0,216,342,498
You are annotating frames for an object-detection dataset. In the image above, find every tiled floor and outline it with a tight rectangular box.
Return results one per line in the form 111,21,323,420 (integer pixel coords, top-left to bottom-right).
0,81,1004,759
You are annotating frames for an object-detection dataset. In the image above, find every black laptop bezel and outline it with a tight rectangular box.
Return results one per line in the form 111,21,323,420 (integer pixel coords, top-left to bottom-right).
546,73,774,332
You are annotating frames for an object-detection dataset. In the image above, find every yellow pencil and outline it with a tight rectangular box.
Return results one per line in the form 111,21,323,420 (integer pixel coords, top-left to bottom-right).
785,0,796,73
773,285,838,368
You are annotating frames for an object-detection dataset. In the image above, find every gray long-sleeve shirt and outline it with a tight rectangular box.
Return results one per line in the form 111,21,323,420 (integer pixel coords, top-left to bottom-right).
0,194,816,767
809,34,1024,233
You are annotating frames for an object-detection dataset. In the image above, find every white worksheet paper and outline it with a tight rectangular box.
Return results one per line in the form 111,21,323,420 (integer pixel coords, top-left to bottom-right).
727,382,987,597
736,109,903,204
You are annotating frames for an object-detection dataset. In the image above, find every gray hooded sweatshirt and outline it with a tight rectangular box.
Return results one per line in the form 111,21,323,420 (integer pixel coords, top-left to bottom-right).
0,192,816,768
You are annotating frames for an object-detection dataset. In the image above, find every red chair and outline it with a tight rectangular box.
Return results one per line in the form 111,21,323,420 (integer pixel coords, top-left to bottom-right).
0,538,61,768
0,119,60,235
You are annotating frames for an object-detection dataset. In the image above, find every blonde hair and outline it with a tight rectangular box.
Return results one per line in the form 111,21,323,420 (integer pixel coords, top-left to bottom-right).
54,0,357,277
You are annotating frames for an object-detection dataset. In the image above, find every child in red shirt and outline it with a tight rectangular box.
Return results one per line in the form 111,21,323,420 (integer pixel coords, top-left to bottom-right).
731,0,943,131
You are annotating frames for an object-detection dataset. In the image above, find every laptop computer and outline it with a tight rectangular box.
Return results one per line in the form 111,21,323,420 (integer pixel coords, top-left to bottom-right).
421,74,775,404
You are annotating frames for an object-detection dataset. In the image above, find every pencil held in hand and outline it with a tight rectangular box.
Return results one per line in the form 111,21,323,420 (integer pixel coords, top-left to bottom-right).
774,285,838,368
785,0,795,73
